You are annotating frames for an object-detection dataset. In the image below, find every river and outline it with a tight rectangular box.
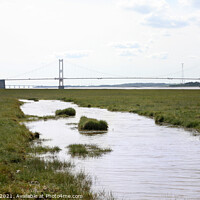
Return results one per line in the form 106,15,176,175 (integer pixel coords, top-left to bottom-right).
21,100,200,200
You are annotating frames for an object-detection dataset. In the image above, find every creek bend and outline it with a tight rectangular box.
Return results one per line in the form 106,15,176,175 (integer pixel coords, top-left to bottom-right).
21,100,200,200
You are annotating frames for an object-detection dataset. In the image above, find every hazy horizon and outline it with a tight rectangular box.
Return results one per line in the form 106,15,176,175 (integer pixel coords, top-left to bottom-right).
0,0,200,86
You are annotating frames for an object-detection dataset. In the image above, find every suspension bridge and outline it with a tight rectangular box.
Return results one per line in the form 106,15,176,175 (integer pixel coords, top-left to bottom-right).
1,59,200,89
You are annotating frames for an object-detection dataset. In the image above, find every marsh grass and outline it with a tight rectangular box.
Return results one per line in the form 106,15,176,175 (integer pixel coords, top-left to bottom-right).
2,89,200,132
0,97,107,199
34,138,52,145
55,107,76,116
24,114,60,122
31,145,61,154
2,89,200,198
67,144,112,158
79,131,107,135
79,116,108,131
1,89,200,198
25,113,78,122
2,157,93,197
27,98,39,102
58,97,74,102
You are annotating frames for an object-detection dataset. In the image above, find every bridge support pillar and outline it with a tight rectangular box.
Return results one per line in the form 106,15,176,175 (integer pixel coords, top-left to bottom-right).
59,59,64,89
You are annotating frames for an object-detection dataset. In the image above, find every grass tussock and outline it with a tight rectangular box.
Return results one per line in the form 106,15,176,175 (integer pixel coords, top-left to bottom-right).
55,107,76,117
67,144,112,158
31,145,61,154
79,116,108,131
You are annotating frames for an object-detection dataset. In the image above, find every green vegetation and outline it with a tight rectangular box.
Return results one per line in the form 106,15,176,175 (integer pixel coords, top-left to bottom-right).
1,157,93,197
58,97,74,102
0,97,107,199
31,145,61,154
1,89,200,132
79,116,108,131
24,114,62,122
1,89,200,197
55,107,76,116
67,144,112,158
27,97,39,102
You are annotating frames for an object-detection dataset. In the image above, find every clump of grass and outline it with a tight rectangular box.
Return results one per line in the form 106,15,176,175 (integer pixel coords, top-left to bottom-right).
24,114,68,122
42,115,57,120
28,115,58,121
32,145,61,154
78,116,108,131
55,108,76,116
58,97,74,102
186,121,199,128
67,144,112,158
155,114,165,124
27,98,39,102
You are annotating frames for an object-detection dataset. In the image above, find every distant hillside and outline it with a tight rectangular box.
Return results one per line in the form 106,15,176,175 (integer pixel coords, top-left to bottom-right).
34,82,200,88
170,82,200,87
35,83,169,88
90,83,170,87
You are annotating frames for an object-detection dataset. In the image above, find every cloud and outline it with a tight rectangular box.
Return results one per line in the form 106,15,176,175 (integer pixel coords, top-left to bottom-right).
192,0,200,8
178,0,190,6
55,50,91,59
188,55,200,59
178,0,200,27
118,50,139,57
143,14,189,28
118,0,189,29
148,52,168,59
109,41,144,57
118,0,168,14
110,42,140,49
179,0,200,8
162,30,171,37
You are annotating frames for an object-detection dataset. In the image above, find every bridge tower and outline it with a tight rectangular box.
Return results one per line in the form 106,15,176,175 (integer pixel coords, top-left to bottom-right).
59,59,64,89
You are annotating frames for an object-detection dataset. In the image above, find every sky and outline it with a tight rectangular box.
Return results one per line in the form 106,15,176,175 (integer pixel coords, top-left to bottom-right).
0,0,200,86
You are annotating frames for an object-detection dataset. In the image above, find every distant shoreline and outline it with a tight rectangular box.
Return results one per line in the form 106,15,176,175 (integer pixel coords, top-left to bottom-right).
34,82,200,89
28,87,200,90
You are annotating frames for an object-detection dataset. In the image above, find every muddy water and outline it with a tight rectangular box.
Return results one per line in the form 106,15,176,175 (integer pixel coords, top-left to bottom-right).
21,100,200,200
